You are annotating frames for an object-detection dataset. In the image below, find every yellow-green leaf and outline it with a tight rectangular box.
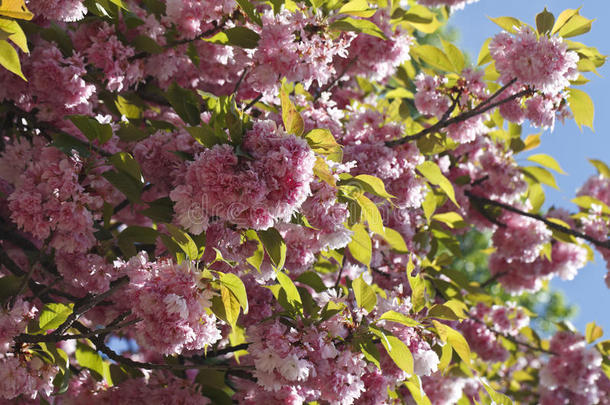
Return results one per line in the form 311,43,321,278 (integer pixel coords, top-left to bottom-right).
338,0,376,18
411,44,455,72
551,9,580,35
276,270,302,308
417,161,459,207
221,285,241,327
589,159,610,178
0,39,24,80
556,14,594,38
568,88,594,130
432,321,471,366
258,228,287,270
404,375,432,405
353,174,395,199
521,166,559,189
382,227,408,253
586,321,604,343
355,193,384,235
280,86,304,136
488,16,524,34
379,310,421,327
379,333,414,375
527,153,566,174
219,273,248,313
353,275,377,312
0,18,27,52
441,39,465,73
348,223,372,267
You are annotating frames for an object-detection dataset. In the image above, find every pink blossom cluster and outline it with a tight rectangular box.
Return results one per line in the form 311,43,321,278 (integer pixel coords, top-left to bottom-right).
0,298,37,354
58,370,210,404
539,331,607,405
248,9,353,93
72,22,143,92
27,0,87,22
164,0,235,39
55,252,119,296
171,120,315,233
414,74,451,119
421,373,467,405
0,42,95,124
490,28,578,129
416,0,481,10
0,356,58,401
5,147,103,253
343,110,427,209
490,28,578,95
243,318,367,404
459,302,529,362
119,255,221,355
336,9,413,82
491,211,552,264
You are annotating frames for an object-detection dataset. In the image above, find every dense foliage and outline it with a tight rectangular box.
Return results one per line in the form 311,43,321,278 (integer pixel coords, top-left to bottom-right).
0,0,609,403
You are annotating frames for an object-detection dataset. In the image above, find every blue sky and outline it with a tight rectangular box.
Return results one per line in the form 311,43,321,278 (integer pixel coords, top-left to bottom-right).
449,0,610,333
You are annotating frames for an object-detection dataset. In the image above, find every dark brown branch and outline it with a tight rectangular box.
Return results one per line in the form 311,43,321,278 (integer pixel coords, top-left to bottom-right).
480,271,508,288
465,190,610,249
72,322,252,371
52,276,130,336
14,318,140,344
243,94,263,112
386,82,532,147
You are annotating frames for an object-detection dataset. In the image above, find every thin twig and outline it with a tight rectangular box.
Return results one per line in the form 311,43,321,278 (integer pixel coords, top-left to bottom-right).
14,319,140,344
465,190,610,249
52,276,130,336
243,94,263,112
469,316,556,355
386,84,532,147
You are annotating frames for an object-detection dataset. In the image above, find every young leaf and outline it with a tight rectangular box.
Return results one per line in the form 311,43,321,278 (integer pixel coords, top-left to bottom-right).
219,273,248,313
535,8,555,35
411,44,455,73
0,39,24,80
352,275,377,312
221,285,241,327
526,154,566,174
257,228,287,270
432,321,471,366
488,16,523,33
589,159,610,178
280,87,304,136
276,270,302,309
416,161,459,207
568,88,594,130
348,223,372,267
586,321,604,343
39,303,74,331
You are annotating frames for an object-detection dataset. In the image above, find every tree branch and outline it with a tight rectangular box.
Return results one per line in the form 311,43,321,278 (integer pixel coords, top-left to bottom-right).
465,190,610,249
386,82,532,147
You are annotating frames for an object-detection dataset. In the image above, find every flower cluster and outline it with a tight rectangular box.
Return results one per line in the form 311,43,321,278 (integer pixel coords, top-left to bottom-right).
171,120,315,233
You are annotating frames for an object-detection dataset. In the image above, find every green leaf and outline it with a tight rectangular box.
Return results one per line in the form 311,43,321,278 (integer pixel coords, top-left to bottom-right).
482,383,513,405
589,159,610,178
417,161,459,207
357,338,381,369
527,154,566,174
375,330,414,375
76,343,111,384
528,183,545,213
551,9,581,35
102,170,143,203
205,26,261,49
0,18,28,52
117,226,159,257
165,223,199,259
441,39,465,73
432,321,471,366
536,8,555,34
257,228,287,270
411,44,455,72
353,174,395,199
432,212,466,229
115,95,142,119
165,82,201,126
355,193,384,235
245,230,264,271
521,166,559,189
404,375,432,405
221,285,241,327
186,124,224,147
352,275,377,312
276,270,302,309
296,271,327,293
69,115,113,144
586,322,604,343
348,223,372,267
305,129,342,161
0,275,24,303
407,265,426,313
338,0,376,18
571,196,610,215
488,16,524,34
109,152,143,182
219,273,248,313
234,0,262,26
139,197,174,223
280,86,304,136
382,227,408,253
39,303,74,331
379,310,421,327
0,39,25,80
568,88,594,130
330,17,387,40
556,14,594,38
